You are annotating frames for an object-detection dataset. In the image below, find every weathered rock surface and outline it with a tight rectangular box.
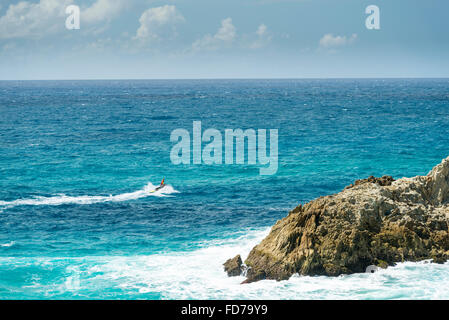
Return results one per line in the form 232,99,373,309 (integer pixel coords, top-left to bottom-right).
228,157,449,283
223,255,243,276
345,175,395,189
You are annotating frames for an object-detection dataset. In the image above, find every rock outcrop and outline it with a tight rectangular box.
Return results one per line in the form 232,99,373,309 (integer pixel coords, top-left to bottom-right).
223,255,243,276
228,157,449,283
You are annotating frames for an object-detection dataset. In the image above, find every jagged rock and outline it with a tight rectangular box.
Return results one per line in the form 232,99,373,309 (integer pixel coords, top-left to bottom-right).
231,157,449,283
223,255,243,276
345,175,395,189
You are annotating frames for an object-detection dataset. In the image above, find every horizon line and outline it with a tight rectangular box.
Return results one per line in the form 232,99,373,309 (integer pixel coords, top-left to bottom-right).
1,77,449,81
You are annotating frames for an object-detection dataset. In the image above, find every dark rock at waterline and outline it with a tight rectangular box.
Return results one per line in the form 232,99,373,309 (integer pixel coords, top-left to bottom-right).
345,175,395,189
431,252,447,264
241,269,266,284
223,255,243,277
227,157,449,283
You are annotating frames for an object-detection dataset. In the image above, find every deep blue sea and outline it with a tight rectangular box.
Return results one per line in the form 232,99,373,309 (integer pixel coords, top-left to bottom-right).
0,79,449,299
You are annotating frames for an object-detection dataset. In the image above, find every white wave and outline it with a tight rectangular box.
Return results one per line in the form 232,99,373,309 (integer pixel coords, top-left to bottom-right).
0,241,15,247
0,182,178,209
82,231,449,300
1,228,449,299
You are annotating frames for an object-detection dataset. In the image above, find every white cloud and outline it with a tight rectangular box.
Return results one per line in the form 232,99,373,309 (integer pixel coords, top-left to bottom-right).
214,18,236,42
249,23,271,49
192,18,236,51
256,24,267,37
134,5,185,42
83,0,126,24
319,33,357,49
0,0,128,40
0,0,72,39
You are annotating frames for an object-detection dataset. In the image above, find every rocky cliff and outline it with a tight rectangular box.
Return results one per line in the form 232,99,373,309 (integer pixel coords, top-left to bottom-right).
225,157,449,283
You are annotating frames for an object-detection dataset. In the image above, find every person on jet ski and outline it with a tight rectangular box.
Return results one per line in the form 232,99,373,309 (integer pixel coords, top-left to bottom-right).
155,178,165,191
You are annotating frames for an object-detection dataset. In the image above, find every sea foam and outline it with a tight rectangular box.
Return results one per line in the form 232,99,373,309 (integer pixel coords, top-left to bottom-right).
77,230,449,300
1,228,449,299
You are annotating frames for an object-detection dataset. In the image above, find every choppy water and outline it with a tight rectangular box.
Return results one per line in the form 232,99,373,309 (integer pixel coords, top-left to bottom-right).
0,79,448,299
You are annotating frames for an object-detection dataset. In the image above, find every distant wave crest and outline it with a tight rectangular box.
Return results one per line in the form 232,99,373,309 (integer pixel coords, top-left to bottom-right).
0,241,15,247
0,182,178,209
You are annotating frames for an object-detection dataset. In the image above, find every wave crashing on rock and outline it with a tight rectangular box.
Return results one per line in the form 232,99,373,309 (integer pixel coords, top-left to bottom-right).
226,157,449,283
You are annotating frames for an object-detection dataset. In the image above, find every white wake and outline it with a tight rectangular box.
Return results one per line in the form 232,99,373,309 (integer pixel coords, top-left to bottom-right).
0,182,178,209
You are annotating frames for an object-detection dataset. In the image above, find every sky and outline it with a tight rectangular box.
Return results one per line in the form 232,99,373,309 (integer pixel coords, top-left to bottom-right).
0,0,448,80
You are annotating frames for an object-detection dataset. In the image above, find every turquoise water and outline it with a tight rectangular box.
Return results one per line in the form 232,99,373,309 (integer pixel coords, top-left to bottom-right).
0,79,448,299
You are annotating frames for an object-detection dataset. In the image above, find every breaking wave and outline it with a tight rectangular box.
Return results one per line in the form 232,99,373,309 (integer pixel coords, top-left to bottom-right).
1,227,449,299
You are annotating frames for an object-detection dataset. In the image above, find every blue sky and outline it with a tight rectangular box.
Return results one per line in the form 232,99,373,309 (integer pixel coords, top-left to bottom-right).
0,0,448,79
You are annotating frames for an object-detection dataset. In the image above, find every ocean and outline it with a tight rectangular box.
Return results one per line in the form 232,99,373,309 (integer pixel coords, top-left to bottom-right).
0,79,448,299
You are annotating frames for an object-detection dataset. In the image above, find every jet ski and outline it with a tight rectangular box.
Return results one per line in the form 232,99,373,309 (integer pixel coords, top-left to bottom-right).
151,178,165,193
